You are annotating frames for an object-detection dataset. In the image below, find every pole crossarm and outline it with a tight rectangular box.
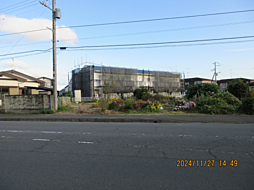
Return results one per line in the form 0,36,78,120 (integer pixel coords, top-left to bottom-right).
39,1,52,10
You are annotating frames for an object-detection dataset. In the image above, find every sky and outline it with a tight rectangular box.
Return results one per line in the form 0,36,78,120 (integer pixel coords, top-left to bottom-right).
0,0,254,90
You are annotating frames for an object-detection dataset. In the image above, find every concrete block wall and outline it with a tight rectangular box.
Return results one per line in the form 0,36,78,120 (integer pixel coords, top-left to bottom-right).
2,94,52,113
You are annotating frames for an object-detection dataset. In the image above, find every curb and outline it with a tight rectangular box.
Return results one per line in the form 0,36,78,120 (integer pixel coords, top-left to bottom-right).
0,117,253,124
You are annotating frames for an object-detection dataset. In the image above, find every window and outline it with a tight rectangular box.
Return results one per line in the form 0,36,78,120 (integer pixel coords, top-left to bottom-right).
185,82,189,85
194,81,201,84
2,87,8,93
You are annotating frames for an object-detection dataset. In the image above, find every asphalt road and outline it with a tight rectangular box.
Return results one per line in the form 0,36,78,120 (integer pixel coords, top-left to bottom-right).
0,121,253,190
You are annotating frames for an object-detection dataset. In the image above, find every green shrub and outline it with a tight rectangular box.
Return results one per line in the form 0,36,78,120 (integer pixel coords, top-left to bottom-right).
95,98,108,112
108,99,124,110
124,99,134,110
227,79,249,100
195,92,241,114
142,93,152,101
134,87,150,99
153,94,162,101
241,97,254,115
57,105,72,112
186,83,220,99
39,110,54,114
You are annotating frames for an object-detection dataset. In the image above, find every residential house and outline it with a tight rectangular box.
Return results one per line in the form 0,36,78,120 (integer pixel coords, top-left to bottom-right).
217,78,254,92
0,70,45,95
37,76,53,95
183,77,216,93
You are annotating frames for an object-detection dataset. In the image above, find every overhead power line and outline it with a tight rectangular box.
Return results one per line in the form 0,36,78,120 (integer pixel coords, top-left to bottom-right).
64,40,254,52
60,20,254,42
0,48,52,57
3,3,39,15
65,9,254,29
1,35,254,58
0,1,38,15
64,35,254,49
1,39,253,60
0,0,34,11
1,8,254,37
1,19,253,48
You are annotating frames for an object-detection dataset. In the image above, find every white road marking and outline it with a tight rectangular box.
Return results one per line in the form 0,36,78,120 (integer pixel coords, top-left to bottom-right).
179,135,192,137
78,141,93,144
39,131,62,134
32,139,50,141
0,130,62,134
83,132,91,134
7,130,23,133
1,136,12,138
52,140,61,142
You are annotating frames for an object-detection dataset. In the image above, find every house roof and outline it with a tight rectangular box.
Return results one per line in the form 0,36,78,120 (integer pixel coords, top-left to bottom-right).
184,77,212,81
0,71,27,82
4,70,45,83
38,76,52,81
218,78,253,83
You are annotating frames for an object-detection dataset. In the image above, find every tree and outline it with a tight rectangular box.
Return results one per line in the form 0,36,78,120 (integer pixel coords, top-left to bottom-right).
241,97,254,115
103,82,115,99
134,87,149,100
186,83,220,99
227,79,248,100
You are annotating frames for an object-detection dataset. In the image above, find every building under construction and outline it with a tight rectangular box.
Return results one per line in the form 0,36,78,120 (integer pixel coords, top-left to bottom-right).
71,65,182,98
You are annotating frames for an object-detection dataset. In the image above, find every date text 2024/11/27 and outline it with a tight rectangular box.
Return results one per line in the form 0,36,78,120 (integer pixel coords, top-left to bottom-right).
176,160,238,167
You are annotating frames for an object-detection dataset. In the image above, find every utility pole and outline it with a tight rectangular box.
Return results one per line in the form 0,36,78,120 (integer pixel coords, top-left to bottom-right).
39,0,61,110
212,62,220,84
52,0,57,110
183,72,185,93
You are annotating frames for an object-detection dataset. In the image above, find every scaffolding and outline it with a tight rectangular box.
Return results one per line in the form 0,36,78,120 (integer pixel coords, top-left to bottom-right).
71,65,181,97
101,66,137,94
154,71,181,93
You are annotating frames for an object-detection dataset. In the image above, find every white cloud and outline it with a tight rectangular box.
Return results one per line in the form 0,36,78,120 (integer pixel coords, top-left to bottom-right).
1,59,30,69
0,14,78,45
1,59,69,90
1,59,51,78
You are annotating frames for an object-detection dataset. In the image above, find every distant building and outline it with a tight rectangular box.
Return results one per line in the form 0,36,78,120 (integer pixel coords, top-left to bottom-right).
37,76,53,95
183,77,216,93
217,78,254,92
59,84,70,96
70,65,182,98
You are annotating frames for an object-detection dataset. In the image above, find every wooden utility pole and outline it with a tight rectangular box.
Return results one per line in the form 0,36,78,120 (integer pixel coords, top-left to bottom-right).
52,0,57,110
39,0,60,110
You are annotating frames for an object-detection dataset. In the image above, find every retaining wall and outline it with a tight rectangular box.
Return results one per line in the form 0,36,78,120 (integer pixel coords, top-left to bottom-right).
2,94,52,113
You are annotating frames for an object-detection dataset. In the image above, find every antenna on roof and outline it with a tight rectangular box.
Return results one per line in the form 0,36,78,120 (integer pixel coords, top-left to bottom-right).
12,58,15,70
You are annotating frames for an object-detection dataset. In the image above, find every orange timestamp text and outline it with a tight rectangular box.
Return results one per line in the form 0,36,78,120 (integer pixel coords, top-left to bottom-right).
176,160,238,167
